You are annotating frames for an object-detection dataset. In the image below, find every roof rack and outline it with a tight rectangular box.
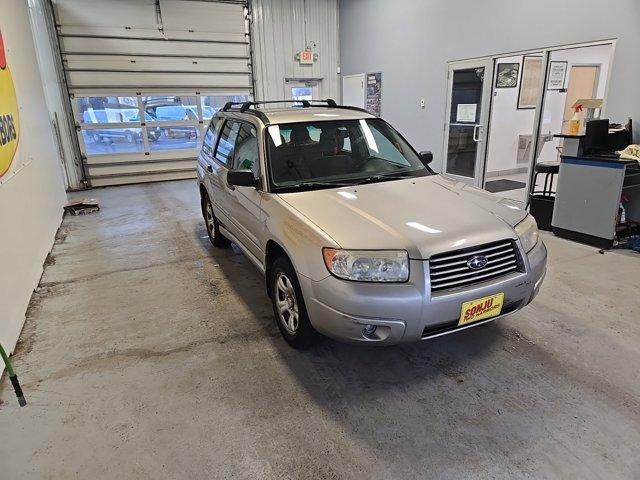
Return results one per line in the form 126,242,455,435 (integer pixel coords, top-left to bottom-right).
219,98,372,123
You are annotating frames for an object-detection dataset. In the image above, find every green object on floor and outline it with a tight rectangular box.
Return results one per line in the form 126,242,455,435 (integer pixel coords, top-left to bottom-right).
0,343,26,407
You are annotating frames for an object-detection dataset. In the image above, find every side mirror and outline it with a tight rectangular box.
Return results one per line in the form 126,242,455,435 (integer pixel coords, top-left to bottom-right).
419,151,433,165
227,169,258,188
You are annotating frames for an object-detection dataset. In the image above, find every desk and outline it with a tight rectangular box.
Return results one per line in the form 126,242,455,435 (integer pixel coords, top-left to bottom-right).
552,155,640,248
554,129,631,157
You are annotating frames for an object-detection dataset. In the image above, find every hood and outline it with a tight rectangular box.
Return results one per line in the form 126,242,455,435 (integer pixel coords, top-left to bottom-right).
277,175,527,259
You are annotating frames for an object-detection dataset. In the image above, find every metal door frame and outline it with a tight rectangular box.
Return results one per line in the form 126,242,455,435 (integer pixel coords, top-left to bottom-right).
445,39,616,201
442,58,494,186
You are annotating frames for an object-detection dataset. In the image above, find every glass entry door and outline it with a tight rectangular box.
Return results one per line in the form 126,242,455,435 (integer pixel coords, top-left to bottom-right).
443,59,493,186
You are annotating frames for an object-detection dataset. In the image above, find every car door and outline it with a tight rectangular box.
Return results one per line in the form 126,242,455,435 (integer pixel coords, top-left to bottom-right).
226,122,264,259
205,118,240,227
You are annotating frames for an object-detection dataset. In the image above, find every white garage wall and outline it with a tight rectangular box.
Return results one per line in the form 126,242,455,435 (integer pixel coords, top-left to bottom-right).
251,0,340,101
28,0,84,190
0,0,67,357
339,0,640,173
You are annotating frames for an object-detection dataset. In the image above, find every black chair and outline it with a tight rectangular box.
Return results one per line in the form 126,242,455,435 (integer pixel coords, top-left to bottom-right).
529,162,560,231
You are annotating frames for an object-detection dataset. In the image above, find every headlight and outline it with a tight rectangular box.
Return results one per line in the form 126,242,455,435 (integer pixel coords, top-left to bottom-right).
322,248,409,282
514,215,539,253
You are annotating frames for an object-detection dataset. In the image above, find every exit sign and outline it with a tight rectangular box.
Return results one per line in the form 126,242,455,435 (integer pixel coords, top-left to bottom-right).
298,50,314,64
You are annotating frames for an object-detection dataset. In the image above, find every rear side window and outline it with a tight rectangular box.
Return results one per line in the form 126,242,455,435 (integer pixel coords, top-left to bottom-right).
233,123,260,178
215,120,241,166
201,117,223,161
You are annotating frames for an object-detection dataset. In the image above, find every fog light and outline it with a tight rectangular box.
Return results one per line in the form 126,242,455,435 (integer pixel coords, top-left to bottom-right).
362,324,377,337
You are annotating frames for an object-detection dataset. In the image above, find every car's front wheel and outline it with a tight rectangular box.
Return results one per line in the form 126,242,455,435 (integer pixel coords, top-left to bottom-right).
270,256,319,349
203,194,230,248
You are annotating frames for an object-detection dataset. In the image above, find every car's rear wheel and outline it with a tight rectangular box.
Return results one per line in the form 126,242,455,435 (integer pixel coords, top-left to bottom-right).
92,133,101,143
126,132,135,144
203,194,230,248
270,256,319,349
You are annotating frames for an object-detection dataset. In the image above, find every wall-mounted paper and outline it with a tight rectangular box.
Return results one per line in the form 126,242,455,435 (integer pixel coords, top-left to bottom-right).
456,104,477,123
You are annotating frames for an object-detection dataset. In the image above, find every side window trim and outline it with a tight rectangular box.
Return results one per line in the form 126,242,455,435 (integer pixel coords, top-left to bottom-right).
211,118,226,167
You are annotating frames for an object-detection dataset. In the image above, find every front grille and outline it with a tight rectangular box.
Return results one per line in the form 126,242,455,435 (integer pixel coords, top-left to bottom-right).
429,239,522,292
421,301,522,338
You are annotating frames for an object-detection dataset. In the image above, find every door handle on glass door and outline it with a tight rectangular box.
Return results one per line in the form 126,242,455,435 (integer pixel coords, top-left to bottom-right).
473,125,483,142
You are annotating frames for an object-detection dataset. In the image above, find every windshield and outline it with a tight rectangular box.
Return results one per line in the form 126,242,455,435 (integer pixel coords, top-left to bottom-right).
266,119,430,191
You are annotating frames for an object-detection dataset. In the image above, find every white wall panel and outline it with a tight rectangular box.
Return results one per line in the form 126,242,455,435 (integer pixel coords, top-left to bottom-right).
0,0,67,360
340,0,640,173
251,0,339,101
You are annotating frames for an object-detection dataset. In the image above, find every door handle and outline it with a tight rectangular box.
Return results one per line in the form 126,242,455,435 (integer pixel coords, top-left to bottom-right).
472,125,482,142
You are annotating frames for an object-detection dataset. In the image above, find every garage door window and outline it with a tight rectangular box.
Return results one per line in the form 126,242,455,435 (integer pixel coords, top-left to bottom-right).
78,96,139,124
81,128,144,156
149,126,199,152
201,95,249,119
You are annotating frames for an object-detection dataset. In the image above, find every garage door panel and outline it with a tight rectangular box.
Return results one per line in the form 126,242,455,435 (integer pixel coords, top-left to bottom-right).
60,37,249,59
159,1,246,35
85,149,198,165
86,159,195,176
64,56,250,74
54,0,252,186
90,170,197,187
56,0,159,32
68,72,251,89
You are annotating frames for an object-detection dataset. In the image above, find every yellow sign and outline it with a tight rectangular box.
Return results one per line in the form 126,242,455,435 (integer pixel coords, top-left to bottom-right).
459,292,504,326
0,28,20,178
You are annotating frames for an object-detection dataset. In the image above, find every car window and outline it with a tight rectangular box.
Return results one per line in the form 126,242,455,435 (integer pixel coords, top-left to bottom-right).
201,117,223,162
82,110,108,123
266,118,429,190
233,123,260,178
215,120,241,166
156,106,187,121
367,122,411,166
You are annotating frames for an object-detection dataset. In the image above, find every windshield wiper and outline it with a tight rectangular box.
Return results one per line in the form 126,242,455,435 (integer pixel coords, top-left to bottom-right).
352,171,414,185
278,181,353,192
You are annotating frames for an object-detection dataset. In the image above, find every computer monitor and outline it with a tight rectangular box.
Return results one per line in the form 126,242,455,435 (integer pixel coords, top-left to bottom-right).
583,119,609,155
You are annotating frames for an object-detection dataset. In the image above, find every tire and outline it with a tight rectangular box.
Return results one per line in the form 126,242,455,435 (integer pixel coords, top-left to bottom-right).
270,256,320,349
202,194,231,248
92,133,101,143
126,132,134,144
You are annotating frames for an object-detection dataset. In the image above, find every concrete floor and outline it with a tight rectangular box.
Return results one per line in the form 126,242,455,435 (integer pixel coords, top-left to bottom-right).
1,179,639,479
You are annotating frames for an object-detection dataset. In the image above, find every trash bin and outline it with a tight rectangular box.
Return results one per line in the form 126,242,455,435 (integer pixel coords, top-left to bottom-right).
529,162,559,231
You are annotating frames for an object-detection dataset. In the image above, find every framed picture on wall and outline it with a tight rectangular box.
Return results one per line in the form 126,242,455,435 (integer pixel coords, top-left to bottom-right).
547,61,568,90
517,55,543,109
496,63,519,88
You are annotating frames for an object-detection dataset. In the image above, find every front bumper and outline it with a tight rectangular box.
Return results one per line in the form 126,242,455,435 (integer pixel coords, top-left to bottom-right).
299,239,547,345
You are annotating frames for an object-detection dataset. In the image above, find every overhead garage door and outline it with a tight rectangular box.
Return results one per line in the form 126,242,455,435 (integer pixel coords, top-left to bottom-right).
54,0,253,187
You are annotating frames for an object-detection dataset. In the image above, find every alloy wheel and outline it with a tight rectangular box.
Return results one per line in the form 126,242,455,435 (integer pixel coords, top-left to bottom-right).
275,272,299,334
205,202,215,236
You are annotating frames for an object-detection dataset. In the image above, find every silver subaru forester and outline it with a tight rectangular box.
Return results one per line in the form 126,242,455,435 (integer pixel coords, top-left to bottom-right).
197,100,546,348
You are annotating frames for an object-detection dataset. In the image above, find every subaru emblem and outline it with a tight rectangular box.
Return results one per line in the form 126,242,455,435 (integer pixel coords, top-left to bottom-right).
467,255,488,270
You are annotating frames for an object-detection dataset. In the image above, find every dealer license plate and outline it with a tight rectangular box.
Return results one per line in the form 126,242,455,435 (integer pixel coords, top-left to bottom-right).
458,293,504,326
